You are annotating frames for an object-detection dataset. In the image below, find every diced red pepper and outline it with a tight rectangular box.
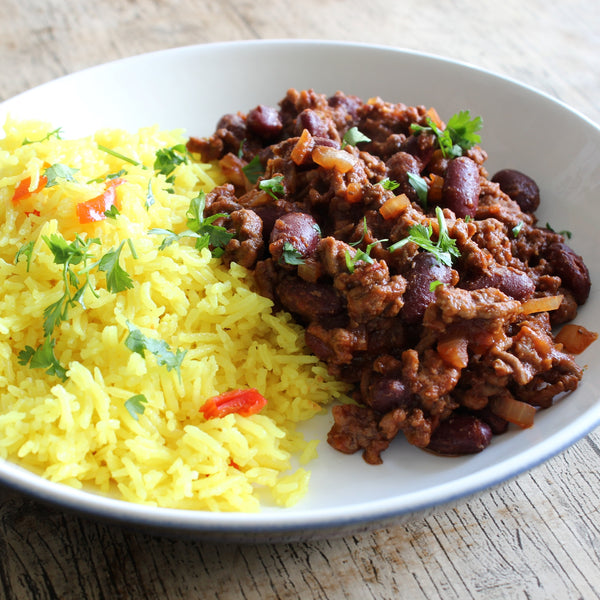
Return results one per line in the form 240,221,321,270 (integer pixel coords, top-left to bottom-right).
76,178,124,224
200,388,267,419
12,175,47,204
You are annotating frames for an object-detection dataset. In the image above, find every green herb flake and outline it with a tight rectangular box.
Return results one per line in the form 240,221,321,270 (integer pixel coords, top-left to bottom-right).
125,321,187,379
43,164,79,187
97,144,142,167
429,280,443,292
18,337,67,381
242,155,264,184
258,175,285,200
125,394,148,421
281,242,305,265
154,144,189,181
512,221,524,238
97,240,134,293
388,206,460,267
15,241,34,271
379,178,400,191
22,127,63,146
342,127,371,148
407,172,428,208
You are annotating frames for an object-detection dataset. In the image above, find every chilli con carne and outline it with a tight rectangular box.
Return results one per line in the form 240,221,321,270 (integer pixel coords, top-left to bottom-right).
187,88,594,464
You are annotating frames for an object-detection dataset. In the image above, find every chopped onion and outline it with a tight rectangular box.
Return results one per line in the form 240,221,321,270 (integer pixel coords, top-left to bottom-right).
490,395,536,428
291,128,314,165
520,294,563,315
312,145,357,173
555,323,598,354
345,181,363,204
437,336,469,369
379,193,410,220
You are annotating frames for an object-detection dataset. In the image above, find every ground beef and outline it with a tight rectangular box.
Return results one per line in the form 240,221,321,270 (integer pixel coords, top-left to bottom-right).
187,89,593,463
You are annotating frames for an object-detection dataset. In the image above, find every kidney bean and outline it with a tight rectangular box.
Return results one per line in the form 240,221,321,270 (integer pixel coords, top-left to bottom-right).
491,169,540,212
366,376,412,413
297,109,328,137
269,211,321,265
400,133,437,170
442,156,480,218
386,152,420,198
246,105,283,140
463,265,535,301
427,414,492,455
402,253,454,323
275,276,344,321
544,241,591,304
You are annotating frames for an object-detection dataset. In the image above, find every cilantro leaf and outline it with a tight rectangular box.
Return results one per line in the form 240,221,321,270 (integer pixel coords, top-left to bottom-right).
388,206,460,267
22,127,63,146
15,241,34,271
97,240,134,293
154,144,188,181
379,178,400,191
44,164,79,187
18,337,67,381
407,172,428,208
125,394,148,421
125,321,187,379
281,242,305,265
342,127,371,148
345,238,387,274
259,175,285,199
242,155,264,184
104,205,120,219
512,221,524,238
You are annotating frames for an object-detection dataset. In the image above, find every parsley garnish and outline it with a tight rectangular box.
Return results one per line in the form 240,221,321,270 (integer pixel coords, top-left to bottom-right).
149,192,234,257
125,394,148,421
22,127,63,146
43,164,79,187
429,280,443,292
154,144,189,183
379,178,400,191
18,337,67,381
259,175,285,199
545,222,572,239
281,241,305,265
345,238,387,274
410,111,482,158
125,321,186,379
242,155,264,184
342,127,371,148
407,172,428,208
388,206,460,267
512,221,524,238
97,240,135,293
15,241,35,271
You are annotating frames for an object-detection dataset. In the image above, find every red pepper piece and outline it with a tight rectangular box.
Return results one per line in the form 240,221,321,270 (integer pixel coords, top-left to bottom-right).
12,175,48,204
76,178,124,224
200,388,267,419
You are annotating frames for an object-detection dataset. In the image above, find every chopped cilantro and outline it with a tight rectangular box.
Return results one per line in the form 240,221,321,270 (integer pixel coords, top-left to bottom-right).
345,238,387,274
379,178,400,191
154,144,188,182
388,206,460,267
259,175,285,199
43,164,79,187
97,240,134,293
18,337,67,381
281,241,305,265
97,144,142,167
125,394,148,421
14,241,34,271
512,221,524,238
22,127,63,146
429,279,443,292
407,172,428,208
342,127,371,148
242,155,263,184
125,321,187,379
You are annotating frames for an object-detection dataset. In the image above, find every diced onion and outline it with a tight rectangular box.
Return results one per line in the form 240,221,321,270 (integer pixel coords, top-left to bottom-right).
427,173,444,203
520,294,563,315
379,193,410,220
312,146,357,173
345,182,363,204
490,395,536,429
555,323,598,354
437,336,469,369
291,128,314,165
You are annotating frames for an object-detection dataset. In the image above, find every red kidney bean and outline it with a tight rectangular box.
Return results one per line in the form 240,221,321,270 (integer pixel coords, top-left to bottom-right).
491,169,540,212
442,156,480,218
297,109,328,138
544,242,591,304
366,376,412,413
275,277,344,321
463,265,535,301
427,414,492,455
386,151,420,199
269,211,321,264
400,133,437,170
246,105,283,140
401,253,454,323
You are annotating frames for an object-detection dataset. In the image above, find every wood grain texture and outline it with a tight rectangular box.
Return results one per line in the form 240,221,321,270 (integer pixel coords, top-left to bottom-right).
0,0,599,598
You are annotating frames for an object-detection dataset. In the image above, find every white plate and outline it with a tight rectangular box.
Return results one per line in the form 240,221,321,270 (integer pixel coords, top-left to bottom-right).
1,40,600,542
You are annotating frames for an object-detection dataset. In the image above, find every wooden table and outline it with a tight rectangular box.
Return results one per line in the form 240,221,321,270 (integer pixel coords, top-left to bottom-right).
1,1,599,598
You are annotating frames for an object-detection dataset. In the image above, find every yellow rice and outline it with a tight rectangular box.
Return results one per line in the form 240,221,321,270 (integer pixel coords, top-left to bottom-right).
0,117,351,511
